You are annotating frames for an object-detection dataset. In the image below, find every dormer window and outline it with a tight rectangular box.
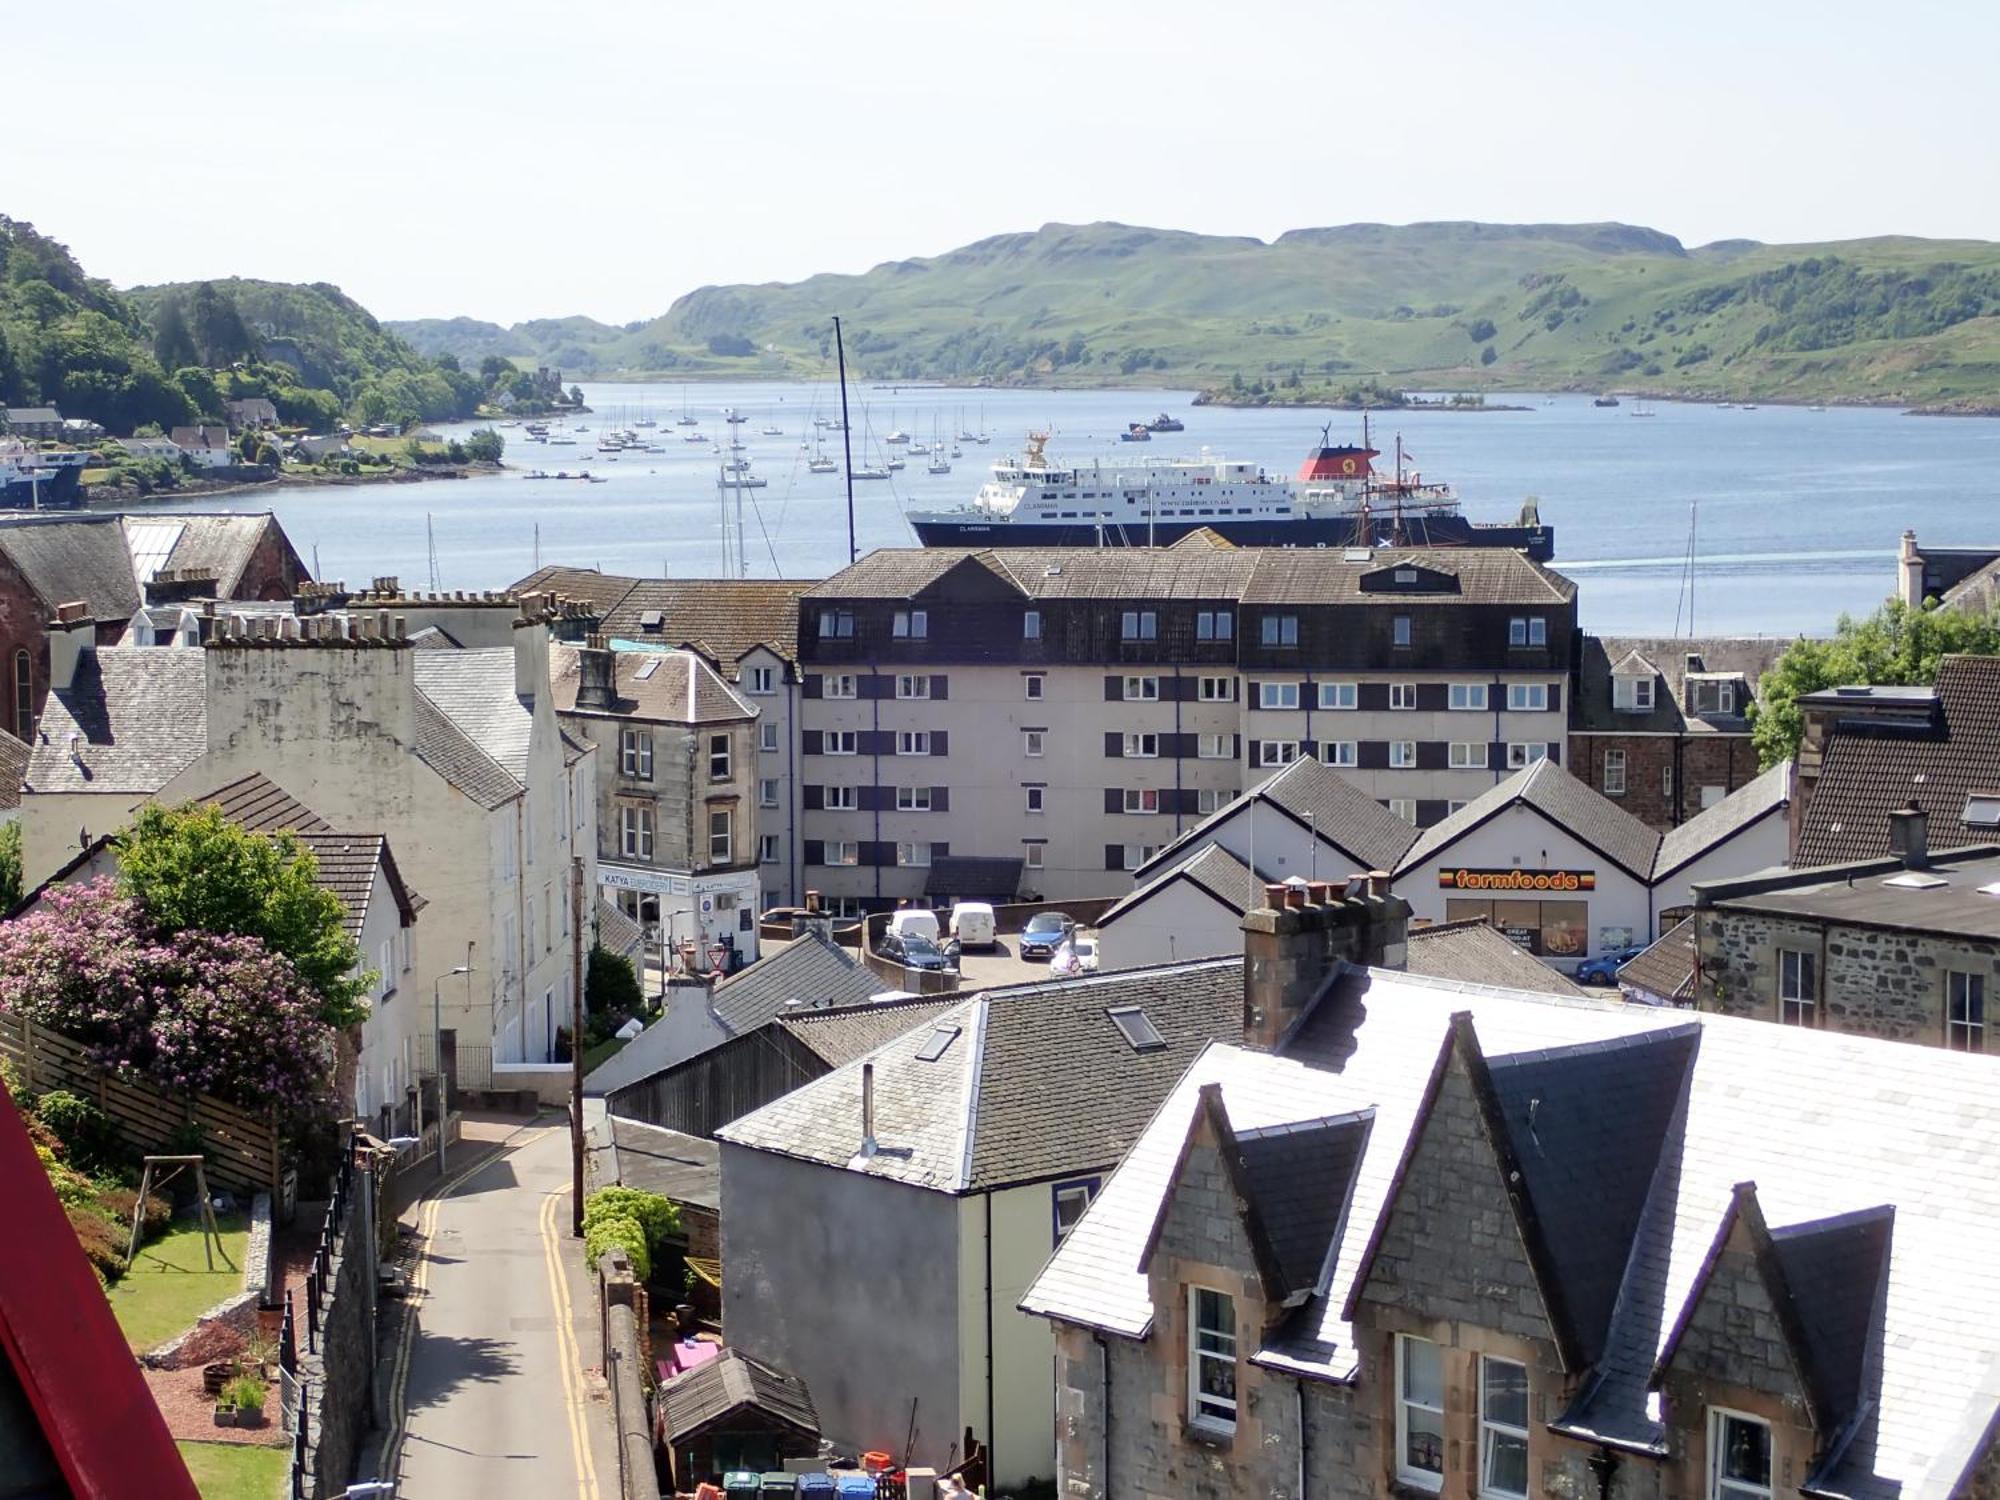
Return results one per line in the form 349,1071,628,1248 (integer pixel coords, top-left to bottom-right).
1709,1410,1772,1500
1614,675,1656,712
1690,678,1739,716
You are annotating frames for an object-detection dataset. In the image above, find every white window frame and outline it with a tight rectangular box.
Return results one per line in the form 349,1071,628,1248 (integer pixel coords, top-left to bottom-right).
1024,673,1045,700
1257,681,1299,711
826,840,858,867
1325,739,1357,767
892,608,928,639
1022,841,1045,869
1480,1355,1530,1500
1257,739,1300,768
896,673,931,700
1320,681,1357,711
1450,741,1485,769
1948,970,1986,1052
1196,788,1230,814
1390,797,1418,823
825,730,857,756
1122,843,1159,872
1123,732,1159,758
1615,675,1655,712
620,804,655,861
823,783,857,811
1052,1179,1097,1245
1509,616,1549,648
1391,740,1418,768
896,785,933,812
707,808,732,864
759,834,780,864
1693,680,1738,716
1396,1334,1445,1491
1198,675,1233,702
1708,1408,1773,1500
748,665,775,695
824,673,858,700
759,720,779,753
1507,742,1549,769
1603,748,1627,794
1198,733,1232,760
818,609,854,639
1508,683,1550,712
1124,674,1160,701
759,777,780,808
896,842,931,868
1450,682,1489,712
1024,786,1046,814
896,730,931,756
1123,788,1161,815
1391,682,1417,711
619,728,654,780
1188,1286,1238,1434
1779,948,1818,1026
1023,730,1046,757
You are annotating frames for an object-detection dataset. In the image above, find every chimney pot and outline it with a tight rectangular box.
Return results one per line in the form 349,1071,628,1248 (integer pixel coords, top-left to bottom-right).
1888,803,1930,869
1263,883,1287,911
1307,880,1334,906
1284,883,1307,910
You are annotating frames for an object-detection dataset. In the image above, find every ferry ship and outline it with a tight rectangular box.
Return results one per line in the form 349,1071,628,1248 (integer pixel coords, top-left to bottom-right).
905,422,1554,559
0,442,88,510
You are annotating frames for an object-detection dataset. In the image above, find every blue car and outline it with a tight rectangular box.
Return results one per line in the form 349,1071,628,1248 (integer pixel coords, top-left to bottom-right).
1575,943,1650,986
1018,911,1075,961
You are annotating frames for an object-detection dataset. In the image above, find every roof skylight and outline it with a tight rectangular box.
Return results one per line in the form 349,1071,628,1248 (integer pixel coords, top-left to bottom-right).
915,1024,961,1063
1108,1006,1166,1052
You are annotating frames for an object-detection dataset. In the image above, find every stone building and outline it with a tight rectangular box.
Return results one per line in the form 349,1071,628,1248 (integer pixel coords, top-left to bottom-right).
1569,635,1784,831
0,511,306,741
549,637,763,970
1023,893,2000,1500
793,542,1577,913
1896,527,2000,613
1694,807,1995,1052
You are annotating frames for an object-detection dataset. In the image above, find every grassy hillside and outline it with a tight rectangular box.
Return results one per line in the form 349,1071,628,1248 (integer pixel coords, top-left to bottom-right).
390,221,2000,406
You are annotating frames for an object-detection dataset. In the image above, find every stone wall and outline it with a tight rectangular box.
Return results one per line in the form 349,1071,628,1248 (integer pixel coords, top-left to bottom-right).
297,1160,379,1499
1574,731,1760,831
1700,908,1997,1047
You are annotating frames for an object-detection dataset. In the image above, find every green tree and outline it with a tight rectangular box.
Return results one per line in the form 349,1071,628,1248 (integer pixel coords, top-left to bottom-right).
185,282,256,366
152,296,198,372
586,944,643,1019
114,803,372,1028
479,355,514,384
172,365,221,420
1480,344,1498,366
1752,600,2000,766
464,428,504,464
0,822,22,911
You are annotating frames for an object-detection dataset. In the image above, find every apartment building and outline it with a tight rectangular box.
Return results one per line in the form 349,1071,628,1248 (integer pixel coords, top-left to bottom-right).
792,544,1578,911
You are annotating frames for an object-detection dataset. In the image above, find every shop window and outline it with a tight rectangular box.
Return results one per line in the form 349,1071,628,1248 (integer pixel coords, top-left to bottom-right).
1445,897,1589,959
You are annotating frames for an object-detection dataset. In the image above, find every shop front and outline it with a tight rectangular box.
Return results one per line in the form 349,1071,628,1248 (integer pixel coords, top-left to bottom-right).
600,863,762,974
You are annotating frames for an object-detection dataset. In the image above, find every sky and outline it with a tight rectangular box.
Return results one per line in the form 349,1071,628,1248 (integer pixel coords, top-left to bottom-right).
9,0,1998,325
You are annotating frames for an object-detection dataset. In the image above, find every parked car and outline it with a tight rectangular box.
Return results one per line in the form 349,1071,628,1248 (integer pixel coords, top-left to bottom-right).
886,908,940,945
1050,935,1100,976
1018,911,1075,961
880,929,951,972
1574,943,1650,986
949,901,997,952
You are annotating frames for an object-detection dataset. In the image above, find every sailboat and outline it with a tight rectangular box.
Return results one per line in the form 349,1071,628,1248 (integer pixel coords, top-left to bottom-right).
926,416,951,474
975,404,991,444
676,386,698,425
956,407,976,443
884,406,910,445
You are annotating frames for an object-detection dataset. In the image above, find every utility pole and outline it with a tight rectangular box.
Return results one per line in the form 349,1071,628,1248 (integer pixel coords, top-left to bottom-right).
570,853,586,1238
834,316,857,565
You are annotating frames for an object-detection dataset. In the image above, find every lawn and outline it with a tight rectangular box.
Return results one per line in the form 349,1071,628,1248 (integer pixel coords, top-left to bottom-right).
107,1212,251,1352
175,1440,288,1500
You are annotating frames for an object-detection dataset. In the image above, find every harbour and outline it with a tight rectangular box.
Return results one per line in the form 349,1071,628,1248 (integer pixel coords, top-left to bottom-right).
136,380,2000,635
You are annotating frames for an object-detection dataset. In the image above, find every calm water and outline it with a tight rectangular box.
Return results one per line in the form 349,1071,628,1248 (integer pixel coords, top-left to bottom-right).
143,382,2000,636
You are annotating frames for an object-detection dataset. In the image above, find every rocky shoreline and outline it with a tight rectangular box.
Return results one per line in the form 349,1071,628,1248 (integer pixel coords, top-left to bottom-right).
86,462,497,507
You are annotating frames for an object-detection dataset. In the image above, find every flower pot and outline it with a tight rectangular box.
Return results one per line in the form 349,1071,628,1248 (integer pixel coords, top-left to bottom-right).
235,1405,266,1428
212,1403,236,1428
202,1362,235,1398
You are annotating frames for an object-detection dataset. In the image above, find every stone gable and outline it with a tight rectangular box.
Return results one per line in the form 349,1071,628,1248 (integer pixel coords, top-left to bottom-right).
1663,1225,1809,1411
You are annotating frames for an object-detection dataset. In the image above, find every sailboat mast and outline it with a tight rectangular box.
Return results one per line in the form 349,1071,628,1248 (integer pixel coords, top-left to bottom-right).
834,316,857,565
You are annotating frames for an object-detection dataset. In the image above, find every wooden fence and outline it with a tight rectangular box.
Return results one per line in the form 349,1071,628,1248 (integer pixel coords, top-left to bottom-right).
0,1012,281,1197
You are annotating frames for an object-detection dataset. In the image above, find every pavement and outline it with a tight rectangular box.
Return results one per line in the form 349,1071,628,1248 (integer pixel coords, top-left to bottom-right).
375,1115,619,1500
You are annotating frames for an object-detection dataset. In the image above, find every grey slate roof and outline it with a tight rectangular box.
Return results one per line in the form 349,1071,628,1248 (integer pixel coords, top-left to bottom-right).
1767,1205,1895,1430
1653,758,1793,878
1103,842,1262,930
718,958,1245,1194
0,729,28,811
772,993,961,1069
1405,919,1587,995
1232,1112,1370,1302
708,931,887,1034
24,649,207,794
0,515,142,619
595,897,644,961
412,649,532,790
657,1349,819,1445
1399,758,1664,880
1698,843,2000,942
1617,916,1697,1003
412,695,520,810
548,644,754,725
1025,967,2000,1499
156,514,285,596
1571,635,1787,736
591,1115,720,1213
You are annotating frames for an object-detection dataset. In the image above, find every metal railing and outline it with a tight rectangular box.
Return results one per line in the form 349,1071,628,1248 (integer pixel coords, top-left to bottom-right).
287,1137,360,1499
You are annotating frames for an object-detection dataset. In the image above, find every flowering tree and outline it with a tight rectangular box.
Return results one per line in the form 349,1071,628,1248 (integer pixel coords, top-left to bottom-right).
0,880,333,1117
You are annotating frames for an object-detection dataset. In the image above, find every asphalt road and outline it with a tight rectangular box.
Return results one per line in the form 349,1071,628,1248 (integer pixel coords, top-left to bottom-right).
392,1121,616,1500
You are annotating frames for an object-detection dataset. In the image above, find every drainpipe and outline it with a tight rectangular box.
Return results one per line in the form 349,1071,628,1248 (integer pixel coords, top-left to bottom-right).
985,1191,996,1488
787,674,800,909
1587,1443,1619,1500
1296,1377,1309,1500
1491,672,1503,784
871,668,883,907
1173,672,1185,839
1094,1331,1113,1499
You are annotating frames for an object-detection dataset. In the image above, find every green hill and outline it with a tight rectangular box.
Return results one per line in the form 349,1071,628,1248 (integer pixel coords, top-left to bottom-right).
390,220,2000,406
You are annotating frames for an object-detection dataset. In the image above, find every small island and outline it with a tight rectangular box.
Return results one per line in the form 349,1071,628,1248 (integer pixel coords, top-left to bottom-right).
1194,378,1530,411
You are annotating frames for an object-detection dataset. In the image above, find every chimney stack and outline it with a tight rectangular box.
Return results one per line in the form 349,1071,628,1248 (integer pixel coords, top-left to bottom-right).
48,601,96,693
860,1062,878,1158
576,633,617,711
1888,802,1929,869
1899,530,1925,608
1240,873,1411,1050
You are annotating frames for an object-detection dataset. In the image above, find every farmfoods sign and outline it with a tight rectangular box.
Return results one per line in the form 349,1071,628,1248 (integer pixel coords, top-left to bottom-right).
1437,868,1596,893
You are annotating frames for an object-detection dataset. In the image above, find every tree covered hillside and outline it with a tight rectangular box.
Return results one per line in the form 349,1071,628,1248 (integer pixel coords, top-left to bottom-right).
391,220,2000,406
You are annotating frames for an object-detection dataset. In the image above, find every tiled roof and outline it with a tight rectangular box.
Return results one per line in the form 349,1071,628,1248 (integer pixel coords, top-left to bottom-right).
1617,916,1697,1002
547,644,753,725
1653,759,1792,879
1571,635,1787,736
719,959,1245,1194
412,695,520,810
1103,842,1263,929
708,931,888,1035
0,515,142,619
597,579,812,667
1022,966,2000,1497
595,897,644,961
509,565,645,616
412,650,531,800
1399,759,1663,880
657,1349,818,1446
24,649,207,794
157,514,286,596
1405,919,1586,995
592,1116,720,1213
809,546,1574,608
0,728,28,811
1795,655,2000,866
773,993,962,1069
184,771,329,833
292,833,390,937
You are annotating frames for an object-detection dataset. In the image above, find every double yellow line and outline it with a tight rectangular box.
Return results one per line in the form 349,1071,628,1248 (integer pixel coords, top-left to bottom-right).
376,1147,486,1478
540,1186,602,1500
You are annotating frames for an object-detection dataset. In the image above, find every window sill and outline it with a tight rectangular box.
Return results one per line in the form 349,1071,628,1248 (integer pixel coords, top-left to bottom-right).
1183,1419,1236,1450
1389,1479,1445,1500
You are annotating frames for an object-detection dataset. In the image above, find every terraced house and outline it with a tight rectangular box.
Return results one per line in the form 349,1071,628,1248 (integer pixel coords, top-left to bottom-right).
794,541,1578,912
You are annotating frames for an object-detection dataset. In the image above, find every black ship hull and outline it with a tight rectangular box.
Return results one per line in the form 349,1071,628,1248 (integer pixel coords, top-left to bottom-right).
911,511,1554,561
0,465,85,511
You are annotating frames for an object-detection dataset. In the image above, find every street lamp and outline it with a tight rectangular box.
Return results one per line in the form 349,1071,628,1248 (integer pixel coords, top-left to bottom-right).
434,964,474,1177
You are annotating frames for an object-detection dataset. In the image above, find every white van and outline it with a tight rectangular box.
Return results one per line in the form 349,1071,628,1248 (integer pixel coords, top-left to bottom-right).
949,902,997,952
886,907,940,945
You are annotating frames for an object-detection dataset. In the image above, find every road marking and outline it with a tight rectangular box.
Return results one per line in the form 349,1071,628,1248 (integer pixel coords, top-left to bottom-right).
539,1185,601,1500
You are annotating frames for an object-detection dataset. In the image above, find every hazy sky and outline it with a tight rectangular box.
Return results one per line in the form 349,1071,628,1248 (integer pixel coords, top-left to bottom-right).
11,0,1996,325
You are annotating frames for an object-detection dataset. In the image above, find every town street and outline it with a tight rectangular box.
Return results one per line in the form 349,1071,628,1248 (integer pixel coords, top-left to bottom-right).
388,1120,617,1500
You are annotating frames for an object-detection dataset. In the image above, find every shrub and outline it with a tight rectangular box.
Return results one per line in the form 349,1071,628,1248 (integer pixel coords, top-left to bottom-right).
583,1212,650,1282
34,1088,123,1171
37,1143,97,1207
66,1203,126,1280
586,944,643,1020
224,1373,267,1413
583,1186,680,1251
96,1184,172,1240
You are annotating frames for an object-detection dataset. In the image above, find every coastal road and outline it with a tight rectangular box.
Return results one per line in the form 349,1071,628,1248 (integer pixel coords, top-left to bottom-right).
386,1120,616,1500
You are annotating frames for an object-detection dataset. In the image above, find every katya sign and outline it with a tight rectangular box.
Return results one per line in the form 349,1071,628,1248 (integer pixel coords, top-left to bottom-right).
1436,867,1596,893
600,866,751,899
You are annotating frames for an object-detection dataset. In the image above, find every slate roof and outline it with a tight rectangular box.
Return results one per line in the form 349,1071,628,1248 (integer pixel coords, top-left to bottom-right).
1697,844,2000,942
1794,655,2000,866
708,931,887,1034
185,771,329,832
591,1116,720,1213
511,570,813,668
411,695,519,810
657,1349,819,1445
1571,635,1787,736
1405,919,1587,995
1617,916,1697,1003
1766,1204,1895,1431
0,515,142,619
548,644,753,725
718,959,1245,1194
1231,1111,1371,1302
595,897,644,961
1652,758,1793,879
0,729,28,811
1103,842,1263,930
772,993,961,1069
154,514,287,596
1399,758,1664,880
808,546,1575,607
24,649,207,794
413,649,531,785
1022,967,2000,1499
